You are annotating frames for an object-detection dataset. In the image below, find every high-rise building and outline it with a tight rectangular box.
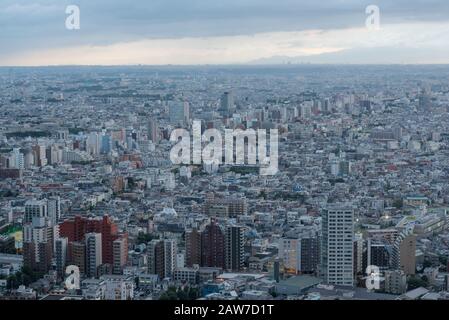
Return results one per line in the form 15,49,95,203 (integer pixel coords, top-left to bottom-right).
280,227,320,274
99,216,120,266
354,233,365,275
300,232,321,274
47,196,61,226
147,239,165,279
367,240,391,272
225,225,245,271
11,148,24,169
299,103,312,119
59,215,123,266
112,236,128,275
391,228,416,275
23,218,53,273
23,149,34,168
164,239,177,278
148,118,159,143
100,133,112,154
321,206,354,287
185,228,202,267
46,145,62,165
55,237,68,279
147,239,177,279
418,88,432,111
45,146,52,165
86,233,102,278
169,101,190,125
32,145,47,167
280,238,300,274
87,132,101,156
24,200,48,224
71,241,86,275
220,91,234,115
201,220,225,269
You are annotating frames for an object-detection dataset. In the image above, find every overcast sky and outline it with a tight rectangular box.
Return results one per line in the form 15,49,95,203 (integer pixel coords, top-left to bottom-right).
1,0,449,65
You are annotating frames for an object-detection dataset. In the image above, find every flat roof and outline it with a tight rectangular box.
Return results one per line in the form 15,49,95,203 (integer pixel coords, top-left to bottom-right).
277,275,322,289
218,273,266,280
404,287,429,299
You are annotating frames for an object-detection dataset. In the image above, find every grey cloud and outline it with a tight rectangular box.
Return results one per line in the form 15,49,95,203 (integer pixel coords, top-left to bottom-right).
0,0,448,60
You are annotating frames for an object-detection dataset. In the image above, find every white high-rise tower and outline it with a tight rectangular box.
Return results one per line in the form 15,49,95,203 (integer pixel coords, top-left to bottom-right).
321,205,354,287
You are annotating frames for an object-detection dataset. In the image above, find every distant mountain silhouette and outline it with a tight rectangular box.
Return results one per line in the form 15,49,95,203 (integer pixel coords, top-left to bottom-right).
248,47,449,65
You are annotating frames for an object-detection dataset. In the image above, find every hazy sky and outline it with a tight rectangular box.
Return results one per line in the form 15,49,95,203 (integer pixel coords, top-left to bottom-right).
1,0,449,65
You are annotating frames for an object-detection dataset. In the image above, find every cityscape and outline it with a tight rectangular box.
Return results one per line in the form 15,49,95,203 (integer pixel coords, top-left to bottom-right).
1,65,449,301
1,0,449,305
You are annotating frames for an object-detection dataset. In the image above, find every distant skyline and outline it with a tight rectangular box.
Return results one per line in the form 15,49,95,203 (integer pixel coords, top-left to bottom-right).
1,0,449,66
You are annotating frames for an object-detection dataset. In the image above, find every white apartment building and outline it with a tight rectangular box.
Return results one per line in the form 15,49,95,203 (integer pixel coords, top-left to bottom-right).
321,206,354,287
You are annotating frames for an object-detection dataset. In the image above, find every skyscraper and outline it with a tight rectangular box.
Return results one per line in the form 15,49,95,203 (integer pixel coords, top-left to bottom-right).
321,206,354,287
87,132,101,156
100,133,112,154
201,220,225,269
148,118,159,143
354,232,365,275
164,239,177,278
147,239,177,279
46,145,62,165
47,196,61,226
55,237,68,280
367,239,391,272
86,233,102,278
220,91,234,115
391,228,416,275
32,145,47,167
169,101,190,125
71,241,86,275
148,239,165,279
11,148,24,169
113,236,128,275
185,228,202,267
418,87,432,111
225,225,245,271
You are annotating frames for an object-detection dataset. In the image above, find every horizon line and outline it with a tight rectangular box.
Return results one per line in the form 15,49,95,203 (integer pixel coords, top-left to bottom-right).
1,63,449,68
